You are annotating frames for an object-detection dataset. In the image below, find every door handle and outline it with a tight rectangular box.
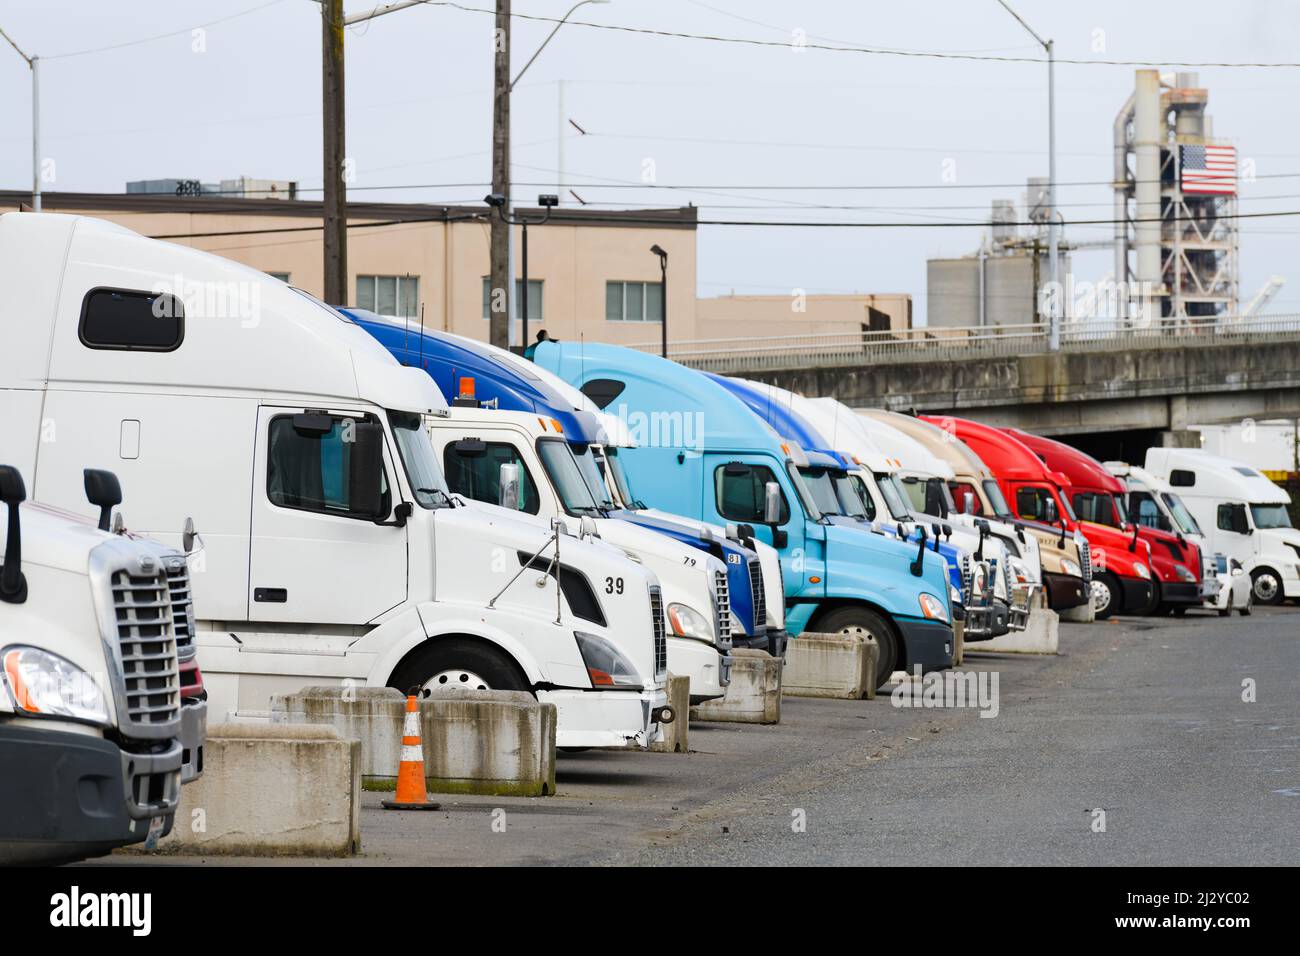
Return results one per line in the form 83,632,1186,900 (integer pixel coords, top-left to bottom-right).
254,587,288,603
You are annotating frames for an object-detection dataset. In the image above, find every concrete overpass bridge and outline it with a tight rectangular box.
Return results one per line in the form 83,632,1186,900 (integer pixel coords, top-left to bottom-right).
650,315,1300,462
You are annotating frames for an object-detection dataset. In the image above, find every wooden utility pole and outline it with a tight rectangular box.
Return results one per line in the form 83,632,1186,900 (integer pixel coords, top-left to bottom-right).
322,0,347,306
488,0,512,348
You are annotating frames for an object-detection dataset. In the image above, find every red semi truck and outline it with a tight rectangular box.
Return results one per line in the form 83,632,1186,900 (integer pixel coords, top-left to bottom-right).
924,416,1155,619
1007,430,1203,615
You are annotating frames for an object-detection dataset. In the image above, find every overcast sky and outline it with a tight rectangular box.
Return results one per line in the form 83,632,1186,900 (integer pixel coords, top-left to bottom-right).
2,0,1298,323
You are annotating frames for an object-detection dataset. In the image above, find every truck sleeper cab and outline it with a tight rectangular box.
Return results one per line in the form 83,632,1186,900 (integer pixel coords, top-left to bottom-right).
0,212,667,751
534,340,955,688
0,466,187,864
1144,447,1300,607
928,416,1153,620
864,409,1089,613
1009,431,1202,615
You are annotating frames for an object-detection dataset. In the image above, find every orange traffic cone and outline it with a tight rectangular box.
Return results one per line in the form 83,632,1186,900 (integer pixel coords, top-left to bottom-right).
382,692,440,811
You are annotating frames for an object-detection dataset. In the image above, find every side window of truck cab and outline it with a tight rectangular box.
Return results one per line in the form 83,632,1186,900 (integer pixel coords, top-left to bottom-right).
267,414,389,517
1130,491,1162,529
949,481,984,516
1072,492,1116,527
1016,485,1058,523
443,441,541,515
715,463,790,525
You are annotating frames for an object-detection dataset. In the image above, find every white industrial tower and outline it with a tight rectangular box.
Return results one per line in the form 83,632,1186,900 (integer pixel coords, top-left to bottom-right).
1113,70,1240,323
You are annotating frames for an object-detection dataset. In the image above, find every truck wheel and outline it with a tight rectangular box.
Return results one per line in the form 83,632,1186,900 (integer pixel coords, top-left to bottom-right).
1092,572,1119,620
389,637,530,698
817,606,898,690
1137,581,1161,616
1250,567,1284,605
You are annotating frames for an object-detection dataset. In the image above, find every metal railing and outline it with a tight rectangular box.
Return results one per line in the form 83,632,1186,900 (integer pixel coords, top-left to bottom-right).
628,313,1300,373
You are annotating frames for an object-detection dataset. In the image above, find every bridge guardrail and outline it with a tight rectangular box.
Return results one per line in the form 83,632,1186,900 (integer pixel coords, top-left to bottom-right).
630,314,1300,373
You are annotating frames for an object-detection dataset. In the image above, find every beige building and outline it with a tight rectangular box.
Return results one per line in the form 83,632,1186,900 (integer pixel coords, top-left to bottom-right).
2,190,909,348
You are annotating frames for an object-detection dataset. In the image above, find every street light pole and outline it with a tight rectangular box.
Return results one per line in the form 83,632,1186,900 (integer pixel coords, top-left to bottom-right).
651,245,668,358
321,0,347,306
995,0,1059,351
0,26,40,212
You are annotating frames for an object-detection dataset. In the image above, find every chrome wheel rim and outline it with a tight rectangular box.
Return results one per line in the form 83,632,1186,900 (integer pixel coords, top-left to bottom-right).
1091,580,1111,613
423,669,491,693
1253,573,1279,603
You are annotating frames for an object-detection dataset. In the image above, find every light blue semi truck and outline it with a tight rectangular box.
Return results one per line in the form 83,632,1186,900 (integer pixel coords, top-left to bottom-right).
533,341,955,687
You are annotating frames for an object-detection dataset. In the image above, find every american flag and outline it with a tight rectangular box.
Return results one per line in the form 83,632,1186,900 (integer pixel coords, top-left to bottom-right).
1180,144,1237,195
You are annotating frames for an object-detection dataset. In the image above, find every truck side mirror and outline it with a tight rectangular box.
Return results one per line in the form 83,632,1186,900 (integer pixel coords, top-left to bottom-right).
763,481,782,526
963,491,976,515
910,526,927,577
83,468,122,532
1231,505,1251,536
348,422,388,520
0,465,27,604
1044,498,1058,524
498,462,523,510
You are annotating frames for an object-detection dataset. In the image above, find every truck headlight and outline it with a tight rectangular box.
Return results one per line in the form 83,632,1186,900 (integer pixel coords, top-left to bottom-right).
2,645,111,726
667,603,713,641
918,593,949,623
949,585,962,608
1133,562,1151,580
1060,558,1082,578
574,632,643,689
1175,564,1197,583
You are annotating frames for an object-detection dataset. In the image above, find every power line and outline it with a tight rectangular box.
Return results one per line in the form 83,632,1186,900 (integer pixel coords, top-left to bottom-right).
42,0,291,60
416,1,1300,69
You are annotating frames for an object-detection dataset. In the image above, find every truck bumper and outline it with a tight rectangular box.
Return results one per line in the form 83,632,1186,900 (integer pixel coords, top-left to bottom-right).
540,686,669,750
666,635,729,704
732,626,788,659
1159,581,1201,607
895,616,954,673
180,697,207,784
1007,586,1035,631
1120,577,1155,613
1043,571,1089,611
962,599,1009,643
0,723,181,865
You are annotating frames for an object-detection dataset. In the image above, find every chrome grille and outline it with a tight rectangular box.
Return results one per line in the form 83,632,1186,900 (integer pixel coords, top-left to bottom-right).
713,569,733,650
747,558,766,631
1079,539,1093,583
960,553,973,605
648,585,668,679
111,569,182,730
164,556,195,663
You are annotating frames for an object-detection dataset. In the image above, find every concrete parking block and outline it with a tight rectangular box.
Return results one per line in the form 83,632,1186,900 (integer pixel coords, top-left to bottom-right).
782,632,878,700
689,649,781,724
648,674,691,752
152,722,361,857
273,685,556,797
967,602,1059,655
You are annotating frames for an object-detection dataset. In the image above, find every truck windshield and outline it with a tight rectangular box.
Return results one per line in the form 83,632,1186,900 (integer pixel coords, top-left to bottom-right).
604,447,642,509
832,473,869,518
570,444,618,510
848,474,877,520
537,440,603,516
1250,503,1293,529
875,474,913,520
1161,492,1202,535
785,464,822,522
798,467,844,517
983,480,1012,517
389,411,453,508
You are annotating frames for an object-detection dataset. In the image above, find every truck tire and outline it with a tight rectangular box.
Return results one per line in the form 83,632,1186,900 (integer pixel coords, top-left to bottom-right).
1092,572,1120,620
389,637,531,698
1250,567,1284,605
1138,580,1161,616
817,606,898,690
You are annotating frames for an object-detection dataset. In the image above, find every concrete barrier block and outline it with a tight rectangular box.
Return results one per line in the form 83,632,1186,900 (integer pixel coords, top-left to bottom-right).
152,723,361,857
966,605,1059,655
1058,587,1097,624
953,620,965,666
273,685,556,797
421,687,556,797
782,632,877,700
689,649,781,724
647,674,690,753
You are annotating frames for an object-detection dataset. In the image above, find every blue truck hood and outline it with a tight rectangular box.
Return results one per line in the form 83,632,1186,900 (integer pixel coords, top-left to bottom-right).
824,514,961,592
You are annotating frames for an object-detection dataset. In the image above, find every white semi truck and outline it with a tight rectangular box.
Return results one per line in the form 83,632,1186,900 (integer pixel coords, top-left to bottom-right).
0,465,193,864
0,212,669,749
1144,447,1299,607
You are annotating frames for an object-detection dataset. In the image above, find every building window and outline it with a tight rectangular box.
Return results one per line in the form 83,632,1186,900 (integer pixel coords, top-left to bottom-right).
356,275,419,318
481,278,543,320
267,272,291,283
606,281,663,322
